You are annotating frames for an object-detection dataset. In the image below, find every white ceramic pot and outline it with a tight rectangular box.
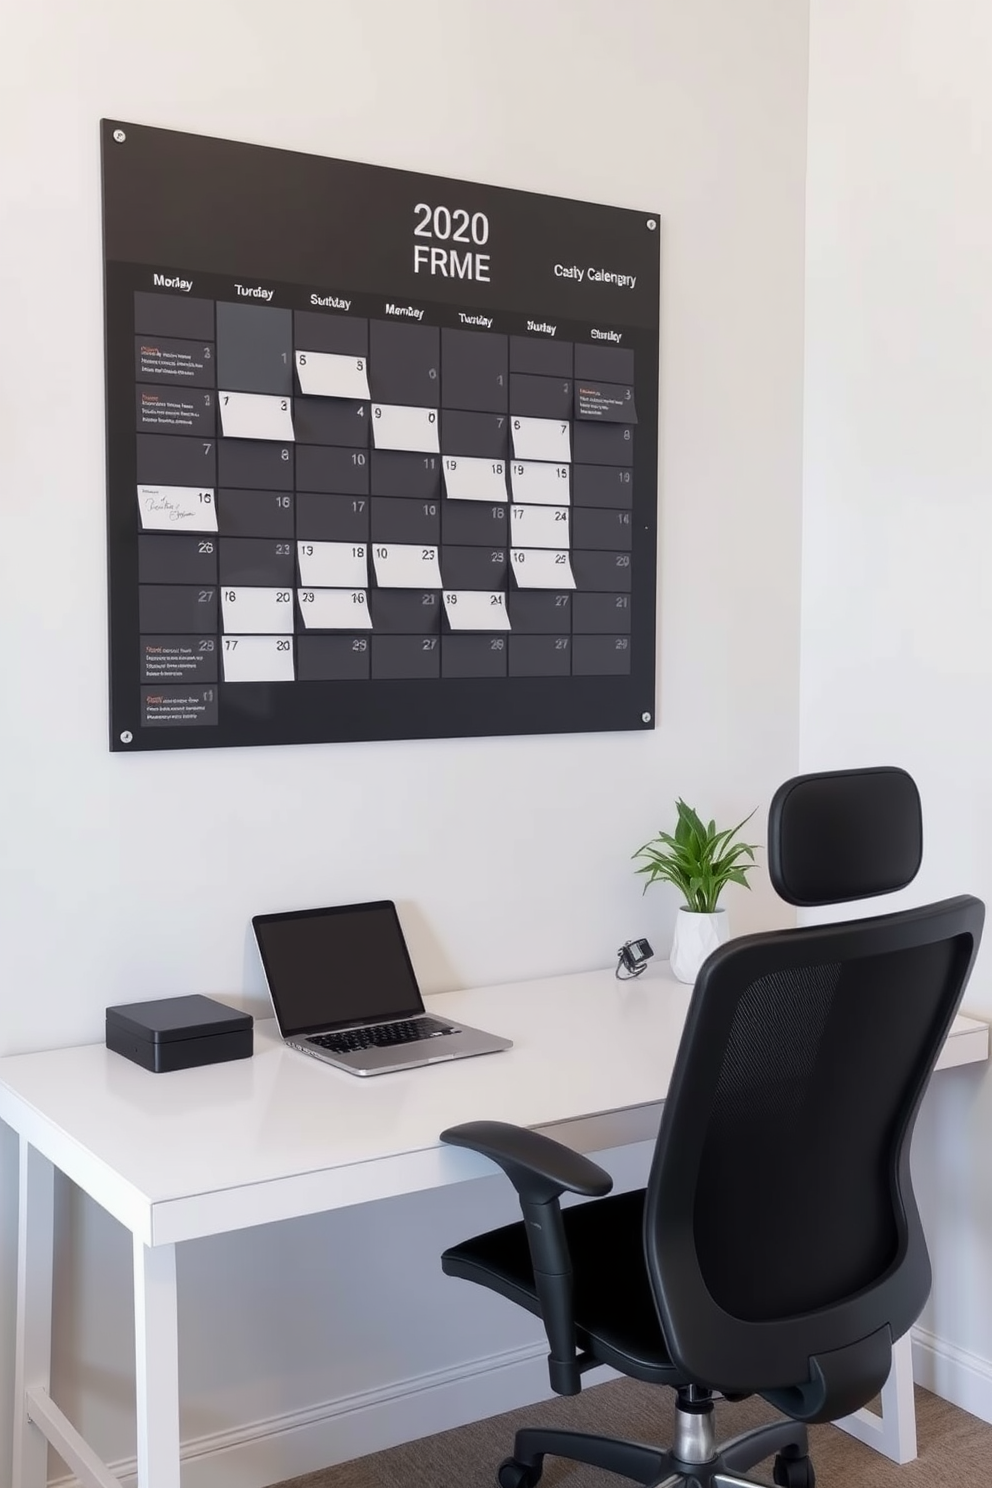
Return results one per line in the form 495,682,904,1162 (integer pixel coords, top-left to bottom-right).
670,906,729,984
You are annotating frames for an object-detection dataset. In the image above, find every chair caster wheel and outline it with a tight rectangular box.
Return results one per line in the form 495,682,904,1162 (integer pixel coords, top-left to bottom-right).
773,1451,815,1488
497,1456,542,1488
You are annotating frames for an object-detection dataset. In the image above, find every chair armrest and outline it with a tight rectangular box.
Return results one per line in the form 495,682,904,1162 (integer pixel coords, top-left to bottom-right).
440,1120,614,1203
441,1120,613,1395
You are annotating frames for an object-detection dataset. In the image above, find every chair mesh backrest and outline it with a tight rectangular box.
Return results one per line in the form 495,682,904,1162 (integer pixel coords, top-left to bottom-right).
644,898,983,1396
693,940,955,1319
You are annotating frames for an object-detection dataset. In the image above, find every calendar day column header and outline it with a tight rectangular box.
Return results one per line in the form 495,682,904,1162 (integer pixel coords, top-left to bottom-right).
127,264,640,349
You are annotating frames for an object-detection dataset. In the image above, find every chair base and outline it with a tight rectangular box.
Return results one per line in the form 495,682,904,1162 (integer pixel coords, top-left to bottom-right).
498,1405,812,1488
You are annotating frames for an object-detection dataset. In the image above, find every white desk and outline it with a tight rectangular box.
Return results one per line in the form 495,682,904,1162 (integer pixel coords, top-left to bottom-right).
0,962,986,1487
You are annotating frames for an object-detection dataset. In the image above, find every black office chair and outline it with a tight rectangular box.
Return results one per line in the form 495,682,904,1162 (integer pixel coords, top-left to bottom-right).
440,767,984,1488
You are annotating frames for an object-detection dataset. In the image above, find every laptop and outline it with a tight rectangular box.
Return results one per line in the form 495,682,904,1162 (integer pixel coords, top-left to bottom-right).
252,900,512,1076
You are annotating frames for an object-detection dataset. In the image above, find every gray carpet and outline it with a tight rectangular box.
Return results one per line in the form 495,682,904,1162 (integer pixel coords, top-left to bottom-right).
276,1380,990,1487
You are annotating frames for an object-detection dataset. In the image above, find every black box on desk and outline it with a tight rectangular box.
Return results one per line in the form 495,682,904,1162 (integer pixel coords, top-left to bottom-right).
105,995,253,1073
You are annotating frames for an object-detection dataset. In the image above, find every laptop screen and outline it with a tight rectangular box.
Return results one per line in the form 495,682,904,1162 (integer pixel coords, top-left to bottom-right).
252,901,425,1037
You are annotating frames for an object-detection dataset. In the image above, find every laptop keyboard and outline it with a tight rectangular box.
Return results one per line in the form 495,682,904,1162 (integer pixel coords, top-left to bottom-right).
308,1017,455,1055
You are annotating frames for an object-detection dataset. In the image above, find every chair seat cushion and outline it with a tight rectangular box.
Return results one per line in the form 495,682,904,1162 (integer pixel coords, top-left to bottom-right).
441,1189,686,1386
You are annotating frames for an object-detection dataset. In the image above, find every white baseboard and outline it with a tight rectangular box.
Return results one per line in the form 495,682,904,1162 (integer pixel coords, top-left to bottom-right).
912,1324,992,1425
49,1343,611,1488
50,1325,992,1487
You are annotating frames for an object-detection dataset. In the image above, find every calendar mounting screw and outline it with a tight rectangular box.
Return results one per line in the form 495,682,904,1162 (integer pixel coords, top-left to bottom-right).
113,129,126,143
646,219,657,231
120,730,133,743
641,713,652,724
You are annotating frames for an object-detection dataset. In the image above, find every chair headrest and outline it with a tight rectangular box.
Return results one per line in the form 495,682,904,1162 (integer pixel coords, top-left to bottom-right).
768,767,923,907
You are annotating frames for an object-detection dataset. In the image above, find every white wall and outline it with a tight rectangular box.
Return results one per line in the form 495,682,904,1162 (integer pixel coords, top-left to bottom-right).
803,0,992,1422
0,1,808,1479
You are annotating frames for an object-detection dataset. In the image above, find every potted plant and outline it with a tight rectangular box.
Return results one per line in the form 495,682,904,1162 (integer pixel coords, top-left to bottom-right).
632,800,759,983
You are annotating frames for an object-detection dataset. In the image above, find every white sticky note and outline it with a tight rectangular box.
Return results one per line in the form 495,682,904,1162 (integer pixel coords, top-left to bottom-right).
510,416,571,463
509,461,571,506
510,549,576,590
442,591,512,631
297,542,368,589
371,404,440,453
220,587,295,634
221,635,295,682
510,504,570,549
441,456,508,503
137,484,218,532
371,543,443,588
298,588,373,630
295,350,370,399
219,391,296,441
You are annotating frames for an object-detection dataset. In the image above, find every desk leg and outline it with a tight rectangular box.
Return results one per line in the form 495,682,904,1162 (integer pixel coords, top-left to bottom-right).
13,1140,54,1488
879,1330,918,1462
834,1329,917,1463
133,1236,181,1488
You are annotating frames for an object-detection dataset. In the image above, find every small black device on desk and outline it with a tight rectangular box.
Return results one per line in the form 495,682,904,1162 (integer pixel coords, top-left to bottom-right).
616,938,654,980
106,995,253,1073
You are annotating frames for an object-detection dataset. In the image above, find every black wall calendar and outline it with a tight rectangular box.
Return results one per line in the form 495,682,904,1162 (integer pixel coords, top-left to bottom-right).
102,120,660,751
